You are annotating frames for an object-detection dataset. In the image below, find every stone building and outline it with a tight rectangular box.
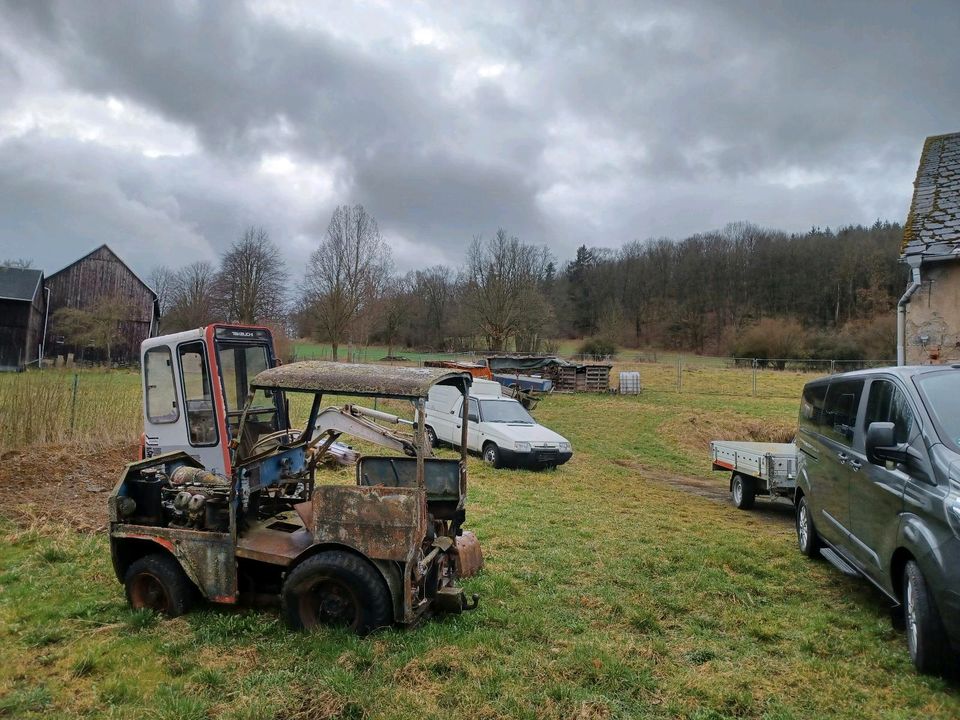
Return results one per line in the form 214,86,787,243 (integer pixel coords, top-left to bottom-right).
900,132,960,365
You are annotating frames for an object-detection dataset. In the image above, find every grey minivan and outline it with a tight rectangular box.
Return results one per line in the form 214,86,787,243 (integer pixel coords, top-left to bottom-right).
795,365,960,675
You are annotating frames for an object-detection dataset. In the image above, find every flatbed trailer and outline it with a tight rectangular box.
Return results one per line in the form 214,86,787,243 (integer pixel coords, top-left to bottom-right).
710,440,797,510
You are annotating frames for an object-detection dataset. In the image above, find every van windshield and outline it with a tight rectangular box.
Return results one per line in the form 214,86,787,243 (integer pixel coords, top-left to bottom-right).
479,400,534,424
915,371,960,452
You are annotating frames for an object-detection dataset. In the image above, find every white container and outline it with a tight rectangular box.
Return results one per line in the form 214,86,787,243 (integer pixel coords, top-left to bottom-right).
619,371,641,394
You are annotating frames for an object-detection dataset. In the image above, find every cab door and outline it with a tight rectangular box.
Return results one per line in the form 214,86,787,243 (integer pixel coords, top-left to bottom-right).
816,378,866,546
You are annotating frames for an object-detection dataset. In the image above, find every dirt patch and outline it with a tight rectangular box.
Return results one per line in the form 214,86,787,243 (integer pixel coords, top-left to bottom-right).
614,459,794,522
659,411,794,455
0,441,137,532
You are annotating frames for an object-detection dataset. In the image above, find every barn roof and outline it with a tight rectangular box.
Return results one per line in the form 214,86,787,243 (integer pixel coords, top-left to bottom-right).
902,132,960,263
0,267,42,302
47,244,157,299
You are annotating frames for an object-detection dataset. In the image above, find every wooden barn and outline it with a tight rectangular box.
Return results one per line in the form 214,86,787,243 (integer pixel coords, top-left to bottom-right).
0,267,46,371
46,245,159,363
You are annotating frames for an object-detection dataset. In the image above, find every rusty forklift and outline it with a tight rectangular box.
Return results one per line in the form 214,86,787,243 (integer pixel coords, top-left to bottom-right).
109,324,482,633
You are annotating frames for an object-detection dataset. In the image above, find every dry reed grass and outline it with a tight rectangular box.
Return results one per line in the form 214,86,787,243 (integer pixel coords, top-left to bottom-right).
0,370,140,452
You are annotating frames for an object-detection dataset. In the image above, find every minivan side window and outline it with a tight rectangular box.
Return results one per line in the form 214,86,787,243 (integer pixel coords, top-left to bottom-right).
864,380,914,444
822,379,864,446
460,398,480,422
799,382,828,431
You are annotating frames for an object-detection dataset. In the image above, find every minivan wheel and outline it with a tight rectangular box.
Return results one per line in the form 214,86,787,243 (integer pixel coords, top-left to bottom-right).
731,474,755,510
796,496,820,558
903,560,952,675
482,443,501,468
425,426,438,449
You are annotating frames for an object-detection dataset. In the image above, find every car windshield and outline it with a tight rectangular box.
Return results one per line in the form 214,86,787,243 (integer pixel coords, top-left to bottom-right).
915,371,960,452
479,399,534,424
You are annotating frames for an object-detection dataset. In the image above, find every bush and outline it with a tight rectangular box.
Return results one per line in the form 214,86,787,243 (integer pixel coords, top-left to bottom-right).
732,318,807,366
577,337,617,360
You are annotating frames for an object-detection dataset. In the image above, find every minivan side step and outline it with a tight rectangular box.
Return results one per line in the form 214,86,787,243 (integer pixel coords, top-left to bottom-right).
820,547,862,577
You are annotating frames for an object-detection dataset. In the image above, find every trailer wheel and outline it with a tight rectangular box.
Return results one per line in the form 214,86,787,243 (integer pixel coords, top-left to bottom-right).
796,496,820,558
903,560,953,675
482,443,501,468
425,426,438,449
731,474,755,509
282,551,391,635
124,553,195,618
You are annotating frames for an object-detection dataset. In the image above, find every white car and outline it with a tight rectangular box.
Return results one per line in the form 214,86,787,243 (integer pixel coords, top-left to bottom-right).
424,380,573,469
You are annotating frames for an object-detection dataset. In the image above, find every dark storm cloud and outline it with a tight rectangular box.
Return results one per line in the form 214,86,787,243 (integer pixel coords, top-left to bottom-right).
0,0,958,274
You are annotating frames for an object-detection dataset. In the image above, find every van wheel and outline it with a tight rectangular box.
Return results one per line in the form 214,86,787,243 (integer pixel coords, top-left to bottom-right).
796,496,820,558
482,443,501,468
282,551,391,635
731,474,755,509
125,553,195,618
425,426,438,448
903,561,952,675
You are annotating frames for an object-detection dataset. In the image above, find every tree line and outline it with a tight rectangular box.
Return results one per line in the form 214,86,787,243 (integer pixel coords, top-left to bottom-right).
141,208,907,362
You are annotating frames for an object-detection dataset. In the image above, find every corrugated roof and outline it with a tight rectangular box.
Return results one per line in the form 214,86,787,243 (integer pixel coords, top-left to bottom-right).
0,267,42,302
251,361,471,398
902,132,960,261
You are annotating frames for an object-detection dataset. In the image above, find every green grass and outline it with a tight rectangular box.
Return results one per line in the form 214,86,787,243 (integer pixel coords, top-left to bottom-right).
2,385,958,718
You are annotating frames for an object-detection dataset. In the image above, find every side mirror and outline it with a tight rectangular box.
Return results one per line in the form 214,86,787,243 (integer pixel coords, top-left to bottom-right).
865,421,907,465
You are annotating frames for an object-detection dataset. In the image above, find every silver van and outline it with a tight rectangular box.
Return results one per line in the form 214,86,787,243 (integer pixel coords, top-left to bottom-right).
795,365,960,675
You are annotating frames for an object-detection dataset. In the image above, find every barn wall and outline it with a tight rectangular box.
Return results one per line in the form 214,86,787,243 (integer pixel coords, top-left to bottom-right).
0,300,32,370
46,246,156,363
905,262,960,365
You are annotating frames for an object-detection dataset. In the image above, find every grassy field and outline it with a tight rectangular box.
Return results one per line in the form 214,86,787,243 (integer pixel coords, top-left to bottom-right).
1,373,958,718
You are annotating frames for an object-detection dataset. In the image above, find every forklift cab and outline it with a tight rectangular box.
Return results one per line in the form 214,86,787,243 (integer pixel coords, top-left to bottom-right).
140,324,286,475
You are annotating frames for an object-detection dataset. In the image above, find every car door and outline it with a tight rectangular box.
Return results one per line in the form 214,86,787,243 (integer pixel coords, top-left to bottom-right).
458,397,482,451
816,377,866,547
847,377,913,577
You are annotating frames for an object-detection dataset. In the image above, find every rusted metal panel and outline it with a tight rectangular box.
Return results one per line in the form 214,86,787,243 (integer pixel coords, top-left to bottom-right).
311,486,425,562
251,361,470,399
454,530,484,578
235,521,313,565
112,523,237,603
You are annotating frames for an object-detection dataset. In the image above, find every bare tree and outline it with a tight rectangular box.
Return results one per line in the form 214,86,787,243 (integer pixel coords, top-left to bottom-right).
216,226,288,324
148,265,176,319
164,261,218,331
376,275,411,358
304,205,391,360
466,229,552,351
1,258,32,268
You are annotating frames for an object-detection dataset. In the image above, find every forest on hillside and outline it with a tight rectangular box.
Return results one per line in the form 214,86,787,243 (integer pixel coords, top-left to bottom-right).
146,210,906,363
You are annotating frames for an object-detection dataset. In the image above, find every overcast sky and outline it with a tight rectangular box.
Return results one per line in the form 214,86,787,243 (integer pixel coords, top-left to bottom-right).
0,0,957,279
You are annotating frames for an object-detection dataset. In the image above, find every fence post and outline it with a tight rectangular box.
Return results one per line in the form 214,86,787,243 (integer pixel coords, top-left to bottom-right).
70,372,79,435
677,355,682,393
752,358,758,397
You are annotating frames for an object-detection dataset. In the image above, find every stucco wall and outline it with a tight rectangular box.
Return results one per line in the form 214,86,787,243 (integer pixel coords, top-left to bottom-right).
905,262,960,364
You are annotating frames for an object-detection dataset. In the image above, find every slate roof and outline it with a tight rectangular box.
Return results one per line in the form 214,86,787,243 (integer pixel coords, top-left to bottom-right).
0,267,42,302
902,132,960,262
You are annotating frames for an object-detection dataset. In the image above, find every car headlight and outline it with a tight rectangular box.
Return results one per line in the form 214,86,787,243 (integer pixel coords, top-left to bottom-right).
514,441,531,452
559,442,572,453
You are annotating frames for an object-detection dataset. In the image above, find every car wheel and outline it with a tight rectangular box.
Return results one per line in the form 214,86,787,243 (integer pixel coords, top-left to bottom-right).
124,553,195,618
425,426,438,448
796,496,820,558
282,551,391,635
903,560,953,675
731,473,755,510
482,443,501,468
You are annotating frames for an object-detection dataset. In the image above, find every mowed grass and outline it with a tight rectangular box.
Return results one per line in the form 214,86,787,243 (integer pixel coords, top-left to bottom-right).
2,380,958,718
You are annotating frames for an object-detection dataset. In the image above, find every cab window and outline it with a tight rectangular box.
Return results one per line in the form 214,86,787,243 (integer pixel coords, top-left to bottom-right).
178,342,218,446
864,379,914,444
144,346,178,424
822,379,864,446
460,398,480,422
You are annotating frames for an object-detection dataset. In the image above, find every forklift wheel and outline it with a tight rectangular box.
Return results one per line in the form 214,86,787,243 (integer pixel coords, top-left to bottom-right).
282,551,391,635
124,553,195,618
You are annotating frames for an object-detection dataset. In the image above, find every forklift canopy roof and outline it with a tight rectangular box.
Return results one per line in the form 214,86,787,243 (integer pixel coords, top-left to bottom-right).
251,361,471,399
